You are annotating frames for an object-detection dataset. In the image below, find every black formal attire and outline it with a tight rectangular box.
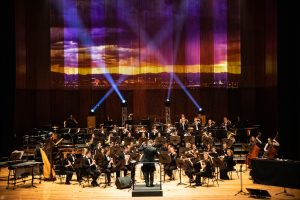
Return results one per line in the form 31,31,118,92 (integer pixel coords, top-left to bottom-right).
82,156,100,185
195,159,213,185
101,155,113,184
55,158,73,184
164,152,177,178
220,155,235,180
138,144,158,187
67,154,81,181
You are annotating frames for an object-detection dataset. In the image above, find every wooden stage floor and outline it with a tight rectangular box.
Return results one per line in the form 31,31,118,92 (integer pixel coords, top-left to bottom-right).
1,164,299,200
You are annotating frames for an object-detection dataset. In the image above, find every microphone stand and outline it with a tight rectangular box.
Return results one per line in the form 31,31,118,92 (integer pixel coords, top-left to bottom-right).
235,144,247,196
234,163,247,196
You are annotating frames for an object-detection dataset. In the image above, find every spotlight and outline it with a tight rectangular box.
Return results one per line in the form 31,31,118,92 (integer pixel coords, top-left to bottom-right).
165,99,171,107
198,108,203,114
121,100,127,107
89,109,95,116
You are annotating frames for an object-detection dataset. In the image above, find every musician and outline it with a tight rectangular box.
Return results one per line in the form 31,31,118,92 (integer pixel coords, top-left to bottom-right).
193,116,202,131
263,137,279,159
179,114,189,132
164,146,177,180
56,153,73,185
64,114,78,128
194,152,213,186
82,150,100,187
93,142,104,166
114,147,126,179
101,148,114,186
263,137,280,156
205,119,216,132
220,149,235,180
67,149,81,181
138,140,158,187
149,126,159,140
165,124,173,135
221,116,232,131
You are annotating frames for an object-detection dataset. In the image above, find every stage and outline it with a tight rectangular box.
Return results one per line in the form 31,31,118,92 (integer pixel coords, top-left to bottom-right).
1,164,299,200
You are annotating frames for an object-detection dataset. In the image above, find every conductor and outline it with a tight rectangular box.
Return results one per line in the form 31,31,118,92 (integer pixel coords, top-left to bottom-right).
138,139,158,187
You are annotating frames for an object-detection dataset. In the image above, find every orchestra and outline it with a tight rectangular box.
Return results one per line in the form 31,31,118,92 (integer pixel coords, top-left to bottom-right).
26,114,280,188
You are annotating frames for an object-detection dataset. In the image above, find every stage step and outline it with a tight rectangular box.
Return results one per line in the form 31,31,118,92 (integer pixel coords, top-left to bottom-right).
132,184,163,197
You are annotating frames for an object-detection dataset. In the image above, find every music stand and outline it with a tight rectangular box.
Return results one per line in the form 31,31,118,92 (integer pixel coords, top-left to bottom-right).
170,136,181,146
184,136,195,144
138,138,148,145
212,157,224,182
159,153,171,182
176,158,187,185
155,137,166,146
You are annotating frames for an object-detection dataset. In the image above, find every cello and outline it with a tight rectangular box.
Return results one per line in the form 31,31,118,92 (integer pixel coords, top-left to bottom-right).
245,132,261,167
263,132,279,159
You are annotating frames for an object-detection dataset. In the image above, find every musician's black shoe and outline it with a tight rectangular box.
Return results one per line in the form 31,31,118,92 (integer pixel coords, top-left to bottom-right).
193,183,202,186
145,182,149,187
92,182,99,187
149,183,154,187
65,182,71,185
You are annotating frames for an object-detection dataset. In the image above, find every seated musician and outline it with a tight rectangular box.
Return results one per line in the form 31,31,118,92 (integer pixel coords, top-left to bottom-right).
67,149,81,181
55,153,73,185
114,148,125,179
123,146,132,177
221,116,232,131
179,114,189,132
93,142,104,166
101,148,114,186
164,146,177,180
220,149,235,180
263,137,280,156
82,150,100,187
194,152,213,186
64,114,78,128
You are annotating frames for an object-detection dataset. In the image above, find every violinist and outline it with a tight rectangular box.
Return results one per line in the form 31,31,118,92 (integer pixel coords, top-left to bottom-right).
194,152,213,186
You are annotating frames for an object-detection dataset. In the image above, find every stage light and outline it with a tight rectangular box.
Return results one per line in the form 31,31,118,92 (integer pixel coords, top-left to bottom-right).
198,108,202,112
90,109,94,113
165,99,171,107
121,100,127,107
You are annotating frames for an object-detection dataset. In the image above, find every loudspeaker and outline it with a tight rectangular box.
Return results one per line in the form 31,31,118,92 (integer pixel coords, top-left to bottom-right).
115,176,132,189
246,188,271,198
